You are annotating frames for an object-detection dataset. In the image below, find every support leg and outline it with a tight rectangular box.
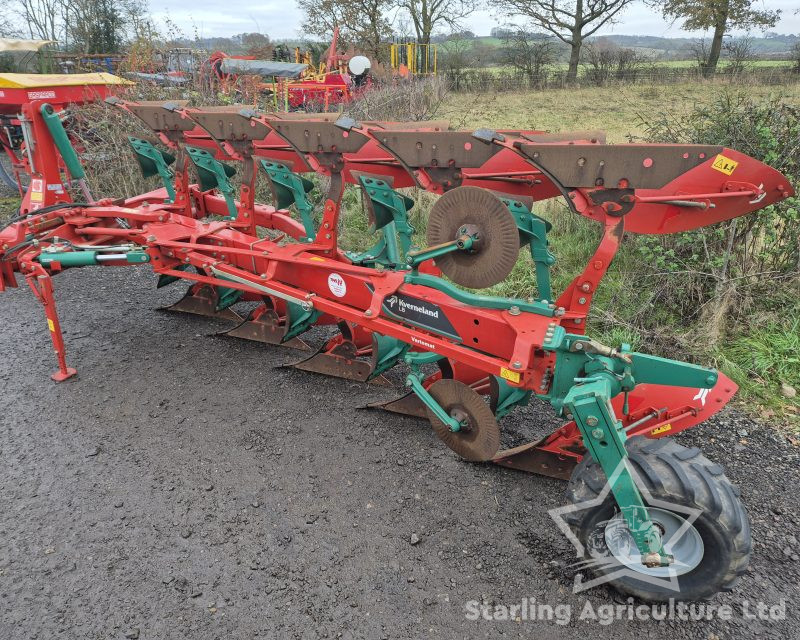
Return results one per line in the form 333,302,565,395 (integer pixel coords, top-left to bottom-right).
25,269,77,382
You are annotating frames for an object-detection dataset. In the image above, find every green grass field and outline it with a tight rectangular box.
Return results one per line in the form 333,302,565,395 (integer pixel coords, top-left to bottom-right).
441,81,800,142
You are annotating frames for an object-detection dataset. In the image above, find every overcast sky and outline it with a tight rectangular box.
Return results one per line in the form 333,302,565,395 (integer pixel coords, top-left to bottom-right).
149,1,799,41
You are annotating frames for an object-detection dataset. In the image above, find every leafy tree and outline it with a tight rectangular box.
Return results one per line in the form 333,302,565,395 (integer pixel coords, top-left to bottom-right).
654,0,780,77
489,0,635,81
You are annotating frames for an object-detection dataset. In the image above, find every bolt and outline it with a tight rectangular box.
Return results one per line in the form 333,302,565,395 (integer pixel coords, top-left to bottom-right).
591,428,604,440
574,342,583,351
147,235,156,242
581,283,591,292
509,306,521,316
578,297,586,304
260,273,267,279
512,361,522,369
365,309,373,317
574,318,582,325
586,416,599,427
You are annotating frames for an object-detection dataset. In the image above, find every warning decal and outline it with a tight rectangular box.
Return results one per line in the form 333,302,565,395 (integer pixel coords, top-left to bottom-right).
711,154,738,176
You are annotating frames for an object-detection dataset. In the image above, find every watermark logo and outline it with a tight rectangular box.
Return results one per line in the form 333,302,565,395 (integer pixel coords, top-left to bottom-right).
548,457,703,594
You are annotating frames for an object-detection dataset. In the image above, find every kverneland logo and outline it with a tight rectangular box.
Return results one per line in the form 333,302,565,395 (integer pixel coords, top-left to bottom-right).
386,295,439,319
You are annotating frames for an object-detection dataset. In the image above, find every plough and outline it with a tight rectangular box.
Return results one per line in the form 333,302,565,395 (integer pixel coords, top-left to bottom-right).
0,93,793,601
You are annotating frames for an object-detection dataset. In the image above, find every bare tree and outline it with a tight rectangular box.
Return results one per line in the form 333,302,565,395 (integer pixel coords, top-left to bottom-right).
15,0,64,42
439,36,475,86
652,0,779,77
793,42,800,75
501,30,556,87
298,0,393,63
722,36,753,77
395,0,475,46
582,38,645,85
489,0,635,81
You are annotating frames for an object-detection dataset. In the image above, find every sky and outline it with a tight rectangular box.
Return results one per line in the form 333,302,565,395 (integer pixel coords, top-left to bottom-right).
149,1,800,41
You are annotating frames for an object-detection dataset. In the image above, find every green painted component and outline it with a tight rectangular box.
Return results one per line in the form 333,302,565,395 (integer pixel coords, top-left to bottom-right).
40,103,85,180
215,285,243,311
127,136,176,202
125,250,150,264
157,263,192,288
563,372,667,560
283,301,322,341
186,146,238,219
370,333,411,378
259,160,316,240
36,249,151,268
406,239,461,267
350,176,415,268
501,198,554,302
627,352,718,389
37,251,97,267
406,371,463,432
491,376,532,419
404,272,554,317
405,351,445,367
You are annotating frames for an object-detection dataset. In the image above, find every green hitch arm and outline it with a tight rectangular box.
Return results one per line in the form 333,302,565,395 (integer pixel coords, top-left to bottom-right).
564,372,672,567
40,103,85,180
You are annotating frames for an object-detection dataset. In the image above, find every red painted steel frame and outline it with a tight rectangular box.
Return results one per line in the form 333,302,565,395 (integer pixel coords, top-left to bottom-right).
0,104,794,475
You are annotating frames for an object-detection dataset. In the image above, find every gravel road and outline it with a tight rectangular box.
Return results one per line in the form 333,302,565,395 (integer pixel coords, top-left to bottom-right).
1,267,798,639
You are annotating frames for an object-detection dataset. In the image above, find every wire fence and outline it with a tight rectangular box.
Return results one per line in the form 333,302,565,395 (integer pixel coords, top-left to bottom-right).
446,65,800,92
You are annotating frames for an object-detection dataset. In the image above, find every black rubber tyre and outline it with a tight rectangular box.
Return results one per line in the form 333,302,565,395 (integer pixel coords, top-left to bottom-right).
565,436,751,601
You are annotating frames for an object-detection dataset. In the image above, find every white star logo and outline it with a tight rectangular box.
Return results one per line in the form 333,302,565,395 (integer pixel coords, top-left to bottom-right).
549,456,703,594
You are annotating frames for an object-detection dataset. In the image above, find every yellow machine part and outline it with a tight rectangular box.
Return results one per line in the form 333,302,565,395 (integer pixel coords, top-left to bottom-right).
0,72,131,89
389,43,437,75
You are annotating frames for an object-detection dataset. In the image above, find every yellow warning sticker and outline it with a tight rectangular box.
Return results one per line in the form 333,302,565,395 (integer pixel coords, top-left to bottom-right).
711,154,738,176
500,367,521,383
47,319,55,332
650,423,672,436
309,256,326,262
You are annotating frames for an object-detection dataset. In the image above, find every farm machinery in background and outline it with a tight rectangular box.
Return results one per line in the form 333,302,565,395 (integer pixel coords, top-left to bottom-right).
0,72,130,200
202,29,373,111
0,93,792,601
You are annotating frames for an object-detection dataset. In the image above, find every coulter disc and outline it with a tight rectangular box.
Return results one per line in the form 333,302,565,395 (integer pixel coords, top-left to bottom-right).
425,379,500,461
426,186,519,289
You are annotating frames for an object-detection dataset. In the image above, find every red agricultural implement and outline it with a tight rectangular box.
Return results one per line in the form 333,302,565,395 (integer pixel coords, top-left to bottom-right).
0,97,793,601
0,72,130,208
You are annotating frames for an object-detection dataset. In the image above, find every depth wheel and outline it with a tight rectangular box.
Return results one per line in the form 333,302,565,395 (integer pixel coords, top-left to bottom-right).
426,186,519,289
565,436,751,601
425,379,500,461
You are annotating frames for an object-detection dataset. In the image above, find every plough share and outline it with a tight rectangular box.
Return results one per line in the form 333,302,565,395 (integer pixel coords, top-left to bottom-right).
0,95,793,601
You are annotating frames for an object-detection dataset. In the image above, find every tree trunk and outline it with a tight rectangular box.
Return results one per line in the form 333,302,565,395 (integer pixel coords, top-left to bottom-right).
703,3,729,77
567,37,581,82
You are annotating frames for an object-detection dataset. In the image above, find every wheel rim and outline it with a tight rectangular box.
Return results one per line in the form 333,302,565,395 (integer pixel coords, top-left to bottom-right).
604,507,704,577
